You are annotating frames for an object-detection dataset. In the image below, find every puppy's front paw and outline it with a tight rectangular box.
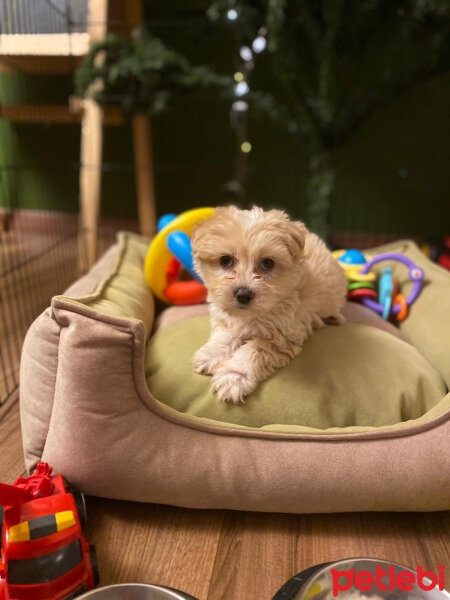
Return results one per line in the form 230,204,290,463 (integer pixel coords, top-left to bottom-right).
193,346,223,375
324,313,346,326
211,363,256,404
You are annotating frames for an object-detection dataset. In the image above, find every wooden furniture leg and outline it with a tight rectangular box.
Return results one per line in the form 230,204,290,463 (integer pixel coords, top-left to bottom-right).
79,99,104,267
132,114,157,239
78,0,108,267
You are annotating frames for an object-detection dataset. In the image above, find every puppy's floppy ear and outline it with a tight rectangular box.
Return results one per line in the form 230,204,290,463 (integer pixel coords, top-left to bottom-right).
191,205,237,253
191,217,212,279
191,217,208,252
285,220,307,261
191,212,216,254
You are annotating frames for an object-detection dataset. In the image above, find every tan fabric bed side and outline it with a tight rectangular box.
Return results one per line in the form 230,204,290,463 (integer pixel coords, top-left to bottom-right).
38,302,450,512
20,307,62,469
62,232,155,338
20,240,122,469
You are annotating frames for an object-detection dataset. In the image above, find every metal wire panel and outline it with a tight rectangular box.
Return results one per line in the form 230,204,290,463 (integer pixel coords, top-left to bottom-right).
0,0,139,407
0,209,86,405
0,1,88,35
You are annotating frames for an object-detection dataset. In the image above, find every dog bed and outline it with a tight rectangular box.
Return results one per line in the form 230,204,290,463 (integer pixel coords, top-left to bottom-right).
20,233,450,512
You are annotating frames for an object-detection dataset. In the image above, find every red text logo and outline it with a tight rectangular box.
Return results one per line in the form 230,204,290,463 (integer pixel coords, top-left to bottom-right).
331,564,445,596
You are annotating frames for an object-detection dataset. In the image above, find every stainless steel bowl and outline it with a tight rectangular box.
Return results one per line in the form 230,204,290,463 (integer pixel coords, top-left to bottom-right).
273,558,450,600
78,584,198,600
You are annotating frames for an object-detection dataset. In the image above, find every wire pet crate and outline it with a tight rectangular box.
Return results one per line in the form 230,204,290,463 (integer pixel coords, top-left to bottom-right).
0,0,89,56
0,0,155,407
0,1,86,407
0,0,142,406
0,209,84,405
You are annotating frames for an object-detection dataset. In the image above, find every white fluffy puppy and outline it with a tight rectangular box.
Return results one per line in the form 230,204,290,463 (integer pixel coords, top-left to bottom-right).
191,206,347,403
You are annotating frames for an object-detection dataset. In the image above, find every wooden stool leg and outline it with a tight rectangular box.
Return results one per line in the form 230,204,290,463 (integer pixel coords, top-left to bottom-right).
132,114,156,239
78,0,108,269
79,99,104,267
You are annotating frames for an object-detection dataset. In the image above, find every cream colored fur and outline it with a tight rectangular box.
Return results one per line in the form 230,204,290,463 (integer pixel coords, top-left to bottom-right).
192,206,347,403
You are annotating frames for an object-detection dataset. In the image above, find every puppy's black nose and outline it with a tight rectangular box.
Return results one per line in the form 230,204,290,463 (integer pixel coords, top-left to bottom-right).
235,287,254,305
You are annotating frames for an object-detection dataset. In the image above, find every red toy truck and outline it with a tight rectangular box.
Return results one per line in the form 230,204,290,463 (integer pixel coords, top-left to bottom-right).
0,463,99,600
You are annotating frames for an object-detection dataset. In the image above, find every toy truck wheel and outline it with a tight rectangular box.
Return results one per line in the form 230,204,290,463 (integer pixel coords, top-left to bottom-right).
65,485,87,530
89,545,100,587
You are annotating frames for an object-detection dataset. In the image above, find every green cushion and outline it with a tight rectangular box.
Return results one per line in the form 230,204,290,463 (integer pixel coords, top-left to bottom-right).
145,317,446,431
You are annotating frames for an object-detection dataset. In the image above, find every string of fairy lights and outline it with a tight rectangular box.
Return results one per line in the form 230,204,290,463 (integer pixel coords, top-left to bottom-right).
223,5,267,197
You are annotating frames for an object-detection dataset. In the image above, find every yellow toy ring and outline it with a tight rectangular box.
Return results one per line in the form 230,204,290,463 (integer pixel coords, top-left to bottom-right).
332,250,376,282
144,207,214,302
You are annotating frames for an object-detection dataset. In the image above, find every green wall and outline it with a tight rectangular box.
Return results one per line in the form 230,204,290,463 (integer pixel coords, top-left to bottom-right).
0,24,449,237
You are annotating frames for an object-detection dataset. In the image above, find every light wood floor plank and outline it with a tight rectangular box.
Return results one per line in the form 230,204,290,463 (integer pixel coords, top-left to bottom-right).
85,498,224,600
207,511,299,600
296,512,450,578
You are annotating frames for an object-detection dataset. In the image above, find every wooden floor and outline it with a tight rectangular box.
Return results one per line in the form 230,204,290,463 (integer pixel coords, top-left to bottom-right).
1,396,449,600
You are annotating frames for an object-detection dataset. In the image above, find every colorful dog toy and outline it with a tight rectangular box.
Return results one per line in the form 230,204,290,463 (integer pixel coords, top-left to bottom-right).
145,207,214,305
333,249,424,321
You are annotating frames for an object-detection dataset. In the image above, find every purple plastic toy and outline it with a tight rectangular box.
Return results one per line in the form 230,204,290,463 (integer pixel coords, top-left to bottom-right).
359,252,424,317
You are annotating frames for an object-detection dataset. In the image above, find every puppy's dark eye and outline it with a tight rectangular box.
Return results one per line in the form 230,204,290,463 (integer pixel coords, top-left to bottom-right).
261,258,274,270
220,255,234,268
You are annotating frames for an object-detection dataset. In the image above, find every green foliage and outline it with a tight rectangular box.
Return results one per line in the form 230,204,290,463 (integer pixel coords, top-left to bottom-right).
75,30,232,115
75,2,450,237
210,0,450,147
208,0,450,235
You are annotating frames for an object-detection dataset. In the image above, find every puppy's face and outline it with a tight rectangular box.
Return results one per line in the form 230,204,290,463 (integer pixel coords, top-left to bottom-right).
192,206,307,316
